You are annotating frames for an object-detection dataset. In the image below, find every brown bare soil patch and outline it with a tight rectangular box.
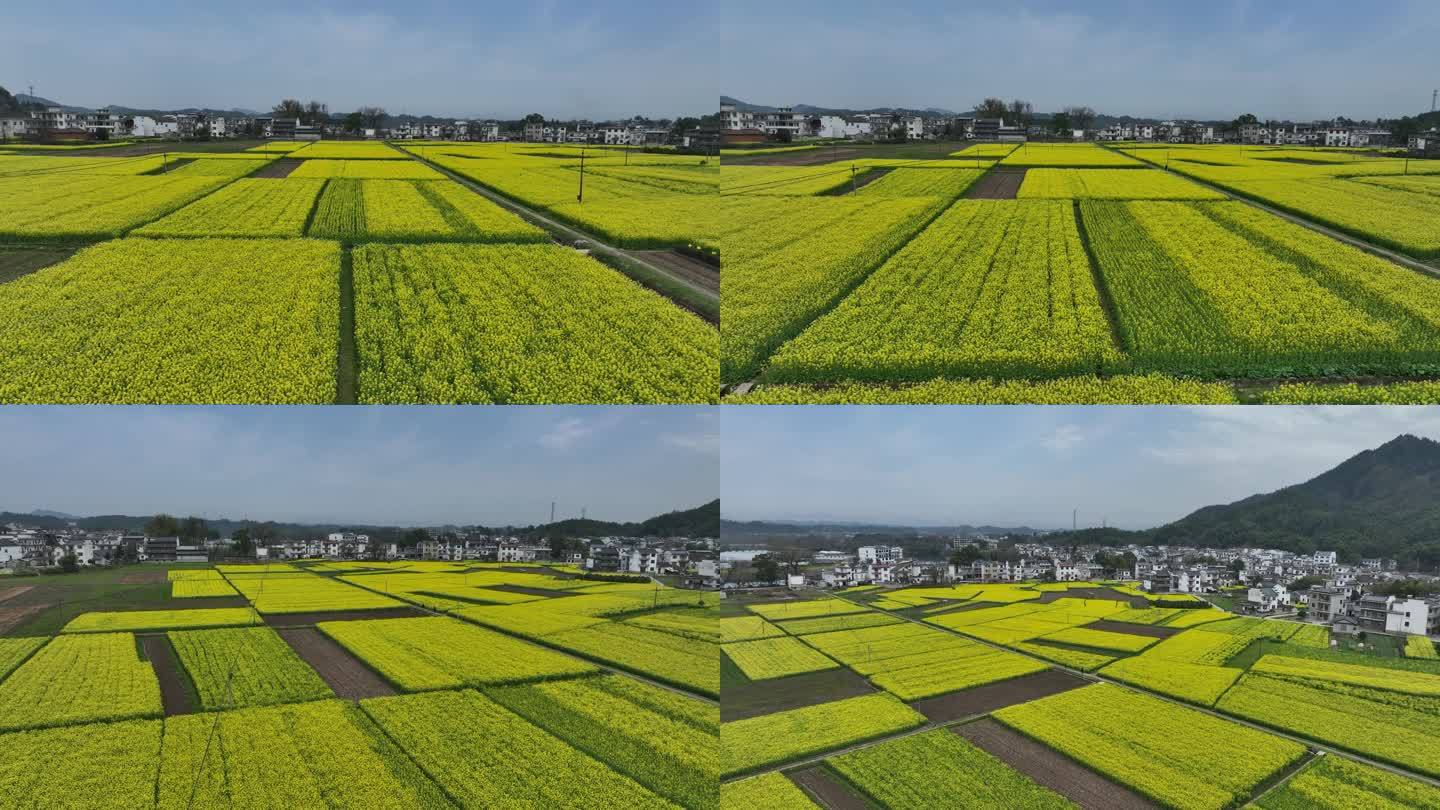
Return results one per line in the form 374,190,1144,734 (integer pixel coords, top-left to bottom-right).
0,247,77,284
262,607,426,626
141,635,196,716
119,571,167,584
277,627,393,700
0,604,50,634
965,168,1027,199
788,767,877,809
1038,588,1148,608
955,718,1158,810
911,669,1088,723
722,667,876,722
251,158,301,178
0,586,34,604
1085,619,1182,639
483,584,571,598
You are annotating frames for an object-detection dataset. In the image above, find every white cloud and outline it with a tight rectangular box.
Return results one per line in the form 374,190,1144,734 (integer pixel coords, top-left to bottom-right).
538,417,593,451
1040,423,1088,452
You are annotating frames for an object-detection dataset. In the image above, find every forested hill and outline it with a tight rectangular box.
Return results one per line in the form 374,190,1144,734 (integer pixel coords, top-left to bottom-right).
1048,435,1440,569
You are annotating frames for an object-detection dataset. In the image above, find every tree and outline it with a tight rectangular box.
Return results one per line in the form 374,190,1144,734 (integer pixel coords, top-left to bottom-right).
548,535,580,560
1286,574,1325,592
752,554,780,584
401,528,431,548
1007,99,1034,129
1229,558,1246,577
1065,106,1097,132
59,553,79,573
1231,113,1258,132
949,544,982,565
303,100,329,127
973,97,1007,119
523,113,545,124
180,516,208,542
231,528,255,556
145,513,179,537
272,99,304,122
357,106,387,132
774,549,805,576
343,112,364,134
889,119,908,142
1050,111,1072,135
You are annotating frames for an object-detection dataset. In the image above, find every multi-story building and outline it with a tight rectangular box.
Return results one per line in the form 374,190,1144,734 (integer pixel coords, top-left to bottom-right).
857,545,903,564
1354,592,1393,631
1306,585,1349,622
1385,596,1440,636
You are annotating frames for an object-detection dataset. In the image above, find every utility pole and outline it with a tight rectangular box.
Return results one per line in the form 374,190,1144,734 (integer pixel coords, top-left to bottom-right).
577,147,586,203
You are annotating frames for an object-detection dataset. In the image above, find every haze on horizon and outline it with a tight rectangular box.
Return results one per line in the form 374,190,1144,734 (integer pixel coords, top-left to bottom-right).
0,407,718,528
719,0,1438,122
1,1,712,119
721,406,1440,531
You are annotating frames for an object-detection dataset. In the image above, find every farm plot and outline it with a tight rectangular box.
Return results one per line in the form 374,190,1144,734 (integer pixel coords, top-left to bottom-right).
721,165,866,196
290,159,445,179
774,611,902,636
168,626,331,709
163,158,272,177
721,692,925,777
802,622,1048,701
135,177,324,237
1406,635,1437,659
0,238,340,404
363,688,674,808
825,728,1076,809
171,578,239,598
318,615,597,690
0,719,162,809
0,173,227,240
1000,144,1142,167
1018,168,1223,200
721,773,819,810
723,637,838,680
158,699,450,808
0,633,161,731
853,168,986,198
228,571,406,613
63,607,261,634
763,200,1120,383
747,598,872,621
488,674,718,809
1083,200,1440,377
721,615,785,643
1354,173,1440,198
0,636,45,680
727,374,1239,404
1216,673,1440,777
994,683,1305,810
351,242,717,404
289,141,403,159
624,609,719,642
1037,626,1157,653
1251,653,1440,694
309,178,547,242
720,194,940,382
544,620,720,697
1254,753,1440,809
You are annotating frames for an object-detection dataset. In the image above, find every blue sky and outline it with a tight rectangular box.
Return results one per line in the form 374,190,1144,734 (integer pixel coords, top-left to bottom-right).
719,0,1439,121
722,406,1440,530
0,407,717,526
1,1,711,118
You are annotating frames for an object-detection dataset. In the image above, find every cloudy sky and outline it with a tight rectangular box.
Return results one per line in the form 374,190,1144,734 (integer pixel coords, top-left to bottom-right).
1,1,711,119
722,406,1440,530
0,407,717,526
720,0,1438,121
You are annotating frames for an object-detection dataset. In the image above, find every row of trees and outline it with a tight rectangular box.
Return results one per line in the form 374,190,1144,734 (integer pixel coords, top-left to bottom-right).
972,98,1096,134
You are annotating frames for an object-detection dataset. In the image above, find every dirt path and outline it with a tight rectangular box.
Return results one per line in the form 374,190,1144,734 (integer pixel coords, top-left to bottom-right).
277,627,394,700
119,571,168,584
626,250,719,293
965,168,1027,199
956,719,1158,810
0,247,79,284
141,635,196,716
910,669,1088,723
1085,619,1182,639
788,767,876,809
262,607,425,626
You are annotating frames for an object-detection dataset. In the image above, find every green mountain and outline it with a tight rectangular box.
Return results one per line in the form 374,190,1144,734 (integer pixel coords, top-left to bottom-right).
1052,435,1440,570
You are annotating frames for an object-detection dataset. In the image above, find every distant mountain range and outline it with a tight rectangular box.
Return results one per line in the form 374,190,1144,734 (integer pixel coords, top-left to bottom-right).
13,92,262,118
0,500,718,540
721,518,1045,537
1047,435,1440,569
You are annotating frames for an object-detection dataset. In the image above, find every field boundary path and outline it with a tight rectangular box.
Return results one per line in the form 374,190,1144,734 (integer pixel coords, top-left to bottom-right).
262,607,426,626
277,626,396,700
0,586,33,604
140,634,197,716
412,153,720,320
817,587,1440,791
1108,145,1440,278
